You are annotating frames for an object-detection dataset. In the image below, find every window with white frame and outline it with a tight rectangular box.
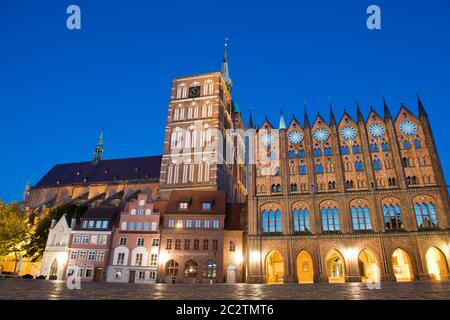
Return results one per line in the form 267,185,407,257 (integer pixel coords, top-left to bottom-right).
151,222,157,231
137,238,144,246
195,219,201,228
73,235,81,244
70,251,78,260
79,251,87,260
116,253,125,265
119,237,127,246
129,222,135,230
99,235,107,245
81,235,89,244
145,209,152,215
204,220,211,228
213,219,219,229
87,251,96,261
121,222,127,231
85,266,93,278
168,219,175,228
186,219,193,228
96,251,105,261
179,202,188,209
135,254,143,266
150,254,158,266
139,200,145,206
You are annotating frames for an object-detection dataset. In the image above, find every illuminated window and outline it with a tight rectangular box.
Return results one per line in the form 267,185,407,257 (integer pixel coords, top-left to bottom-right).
414,202,438,229
293,208,310,232
351,205,372,230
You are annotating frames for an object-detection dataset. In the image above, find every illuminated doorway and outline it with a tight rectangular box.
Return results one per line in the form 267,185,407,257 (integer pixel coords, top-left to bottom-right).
326,250,345,283
226,264,237,284
49,259,58,280
358,249,379,283
296,250,314,283
265,250,284,284
392,248,414,282
426,247,448,281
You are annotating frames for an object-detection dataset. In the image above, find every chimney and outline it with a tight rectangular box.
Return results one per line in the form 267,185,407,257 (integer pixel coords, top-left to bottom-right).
50,218,57,229
70,218,77,229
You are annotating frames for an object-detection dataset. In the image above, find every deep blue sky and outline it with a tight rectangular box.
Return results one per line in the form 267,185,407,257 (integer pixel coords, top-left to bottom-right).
1,0,450,202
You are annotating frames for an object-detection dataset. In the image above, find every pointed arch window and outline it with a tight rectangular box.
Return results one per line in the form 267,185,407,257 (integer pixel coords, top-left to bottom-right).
313,148,322,157
321,207,340,231
346,180,354,189
297,149,305,158
414,201,438,229
403,141,410,150
413,139,421,149
288,150,296,158
324,145,332,156
262,209,282,233
341,144,350,154
369,143,379,152
383,204,402,230
299,164,307,175
315,162,323,174
373,159,381,170
293,208,310,232
381,142,389,151
351,205,372,230
355,160,364,171
352,145,361,154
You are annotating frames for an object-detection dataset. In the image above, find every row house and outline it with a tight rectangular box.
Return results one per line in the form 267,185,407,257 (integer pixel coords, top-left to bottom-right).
107,193,161,283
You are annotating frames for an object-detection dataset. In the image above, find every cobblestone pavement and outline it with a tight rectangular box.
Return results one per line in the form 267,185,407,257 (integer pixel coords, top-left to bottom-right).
1,278,449,300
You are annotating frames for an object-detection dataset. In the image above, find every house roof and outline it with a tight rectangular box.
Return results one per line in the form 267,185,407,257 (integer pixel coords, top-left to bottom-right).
164,190,227,215
80,206,120,220
34,155,162,188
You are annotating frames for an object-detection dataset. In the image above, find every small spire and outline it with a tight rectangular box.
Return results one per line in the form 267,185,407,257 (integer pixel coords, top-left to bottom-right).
356,100,364,122
303,102,310,128
329,102,336,125
382,94,392,120
417,92,428,117
221,38,233,92
93,127,104,163
248,108,254,129
279,106,286,130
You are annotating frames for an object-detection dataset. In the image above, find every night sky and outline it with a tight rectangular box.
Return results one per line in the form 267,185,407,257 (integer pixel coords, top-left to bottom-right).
1,0,450,202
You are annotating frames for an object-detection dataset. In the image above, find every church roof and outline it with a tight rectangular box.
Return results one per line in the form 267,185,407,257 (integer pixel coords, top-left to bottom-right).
34,155,162,188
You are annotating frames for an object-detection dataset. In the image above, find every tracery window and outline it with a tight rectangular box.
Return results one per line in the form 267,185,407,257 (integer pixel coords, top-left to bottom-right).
262,209,282,233
414,201,438,228
321,207,340,231
382,204,402,230
293,208,310,232
351,205,372,230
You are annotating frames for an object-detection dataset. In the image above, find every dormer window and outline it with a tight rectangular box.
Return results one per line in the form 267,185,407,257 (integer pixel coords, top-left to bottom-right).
179,202,189,209
139,200,145,206
202,202,212,210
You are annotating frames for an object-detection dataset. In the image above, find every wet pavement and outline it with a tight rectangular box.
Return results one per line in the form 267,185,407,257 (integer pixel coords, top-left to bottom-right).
1,278,449,300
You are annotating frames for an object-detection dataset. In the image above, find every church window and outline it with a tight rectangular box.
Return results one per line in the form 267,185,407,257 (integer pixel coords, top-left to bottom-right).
293,208,310,232
176,84,187,99
414,139,421,149
188,107,193,119
403,140,410,150
321,207,340,231
262,209,282,233
328,181,336,190
315,162,323,174
299,164,307,175
373,158,381,170
383,204,402,230
179,108,185,120
370,143,379,152
346,180,354,189
341,144,350,154
351,205,372,230
297,148,305,158
352,144,361,154
381,142,389,151
355,160,364,171
290,183,298,192
414,201,438,228
314,148,322,157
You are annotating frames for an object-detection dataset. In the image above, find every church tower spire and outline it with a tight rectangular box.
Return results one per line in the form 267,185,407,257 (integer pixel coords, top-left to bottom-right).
93,127,104,163
279,107,286,130
221,39,233,92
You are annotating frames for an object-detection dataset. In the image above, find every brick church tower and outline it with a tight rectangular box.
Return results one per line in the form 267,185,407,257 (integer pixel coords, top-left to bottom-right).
158,42,247,203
